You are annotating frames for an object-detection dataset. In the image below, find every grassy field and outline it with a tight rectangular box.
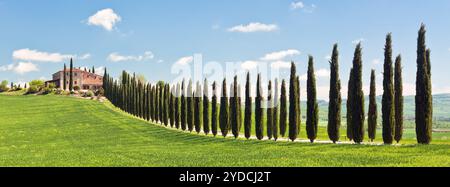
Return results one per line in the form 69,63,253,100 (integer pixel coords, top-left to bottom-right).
0,94,449,166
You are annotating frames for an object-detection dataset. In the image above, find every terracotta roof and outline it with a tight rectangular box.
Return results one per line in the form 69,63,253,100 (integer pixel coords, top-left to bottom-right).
58,68,103,78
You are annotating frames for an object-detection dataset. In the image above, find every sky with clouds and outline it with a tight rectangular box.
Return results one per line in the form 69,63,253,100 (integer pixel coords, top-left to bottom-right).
0,0,450,100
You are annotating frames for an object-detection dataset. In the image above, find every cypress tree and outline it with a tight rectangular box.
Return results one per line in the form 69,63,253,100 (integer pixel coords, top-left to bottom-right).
63,63,67,90
328,44,341,143
187,80,194,132
212,81,218,136
273,78,279,141
181,80,187,131
231,76,240,138
416,24,432,144
69,58,73,91
346,69,354,141
351,43,365,144
220,79,229,137
296,76,301,135
147,83,151,121
255,74,264,140
92,66,95,74
394,55,404,143
267,80,273,140
237,84,242,133
169,85,175,127
152,85,157,122
368,69,378,142
280,79,287,137
382,33,395,144
203,79,210,135
306,55,318,143
289,62,299,141
244,72,252,139
194,82,202,134
175,83,180,129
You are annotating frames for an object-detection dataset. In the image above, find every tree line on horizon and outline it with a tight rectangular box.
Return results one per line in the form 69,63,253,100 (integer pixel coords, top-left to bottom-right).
102,25,433,144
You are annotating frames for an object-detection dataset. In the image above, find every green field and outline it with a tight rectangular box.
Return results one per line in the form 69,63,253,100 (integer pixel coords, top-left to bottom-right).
0,95,449,166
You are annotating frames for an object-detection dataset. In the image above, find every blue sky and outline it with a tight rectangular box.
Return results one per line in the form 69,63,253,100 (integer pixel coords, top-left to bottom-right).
1,0,450,99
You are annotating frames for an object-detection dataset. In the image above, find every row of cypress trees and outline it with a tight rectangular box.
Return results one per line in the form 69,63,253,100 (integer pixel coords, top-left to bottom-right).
103,25,432,144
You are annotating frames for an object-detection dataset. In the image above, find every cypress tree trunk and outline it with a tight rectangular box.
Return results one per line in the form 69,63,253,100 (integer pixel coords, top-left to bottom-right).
273,78,279,141
63,64,67,90
220,79,229,137
289,62,298,141
187,80,194,132
255,74,264,140
382,33,395,144
203,79,210,135
394,55,404,143
267,80,273,140
368,69,378,142
328,44,341,143
244,72,252,139
231,76,240,138
306,56,318,143
416,24,432,144
69,58,73,91
212,81,218,136
351,43,365,144
194,82,202,134
280,79,287,137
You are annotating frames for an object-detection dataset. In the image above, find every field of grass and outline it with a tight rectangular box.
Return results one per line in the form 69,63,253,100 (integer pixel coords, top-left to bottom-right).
0,94,449,166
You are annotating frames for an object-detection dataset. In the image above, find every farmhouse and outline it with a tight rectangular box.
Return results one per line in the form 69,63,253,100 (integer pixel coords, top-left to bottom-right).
45,68,103,91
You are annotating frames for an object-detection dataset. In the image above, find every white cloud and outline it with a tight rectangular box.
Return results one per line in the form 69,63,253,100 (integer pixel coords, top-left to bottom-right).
228,22,278,33
290,1,304,10
299,68,330,81
175,56,194,66
271,61,291,69
95,66,105,75
261,49,300,61
372,59,381,65
352,38,365,44
241,60,259,70
13,48,73,63
79,53,91,60
107,51,154,62
0,62,39,74
87,8,121,31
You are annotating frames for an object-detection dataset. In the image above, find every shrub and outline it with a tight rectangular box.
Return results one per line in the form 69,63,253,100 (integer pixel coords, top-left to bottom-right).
42,87,53,95
0,80,9,92
83,91,94,97
27,85,39,94
96,87,104,96
73,86,80,91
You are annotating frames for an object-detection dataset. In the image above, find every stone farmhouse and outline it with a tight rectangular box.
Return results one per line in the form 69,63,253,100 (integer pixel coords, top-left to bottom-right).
45,68,103,91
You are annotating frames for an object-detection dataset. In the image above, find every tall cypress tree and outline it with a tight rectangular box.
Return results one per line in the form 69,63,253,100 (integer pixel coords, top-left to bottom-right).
368,69,378,142
69,58,73,91
255,74,264,140
328,44,341,143
244,72,252,139
147,83,151,121
267,80,273,140
347,71,354,142
181,80,187,131
350,43,365,144
187,80,194,132
169,85,175,127
296,76,301,135
231,76,240,138
155,83,159,121
212,81,218,136
382,33,395,144
273,78,279,141
202,79,210,135
220,79,229,137
394,55,404,143
416,24,432,144
175,83,180,129
63,63,67,90
289,62,299,141
280,79,287,137
306,55,319,143
194,82,202,134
